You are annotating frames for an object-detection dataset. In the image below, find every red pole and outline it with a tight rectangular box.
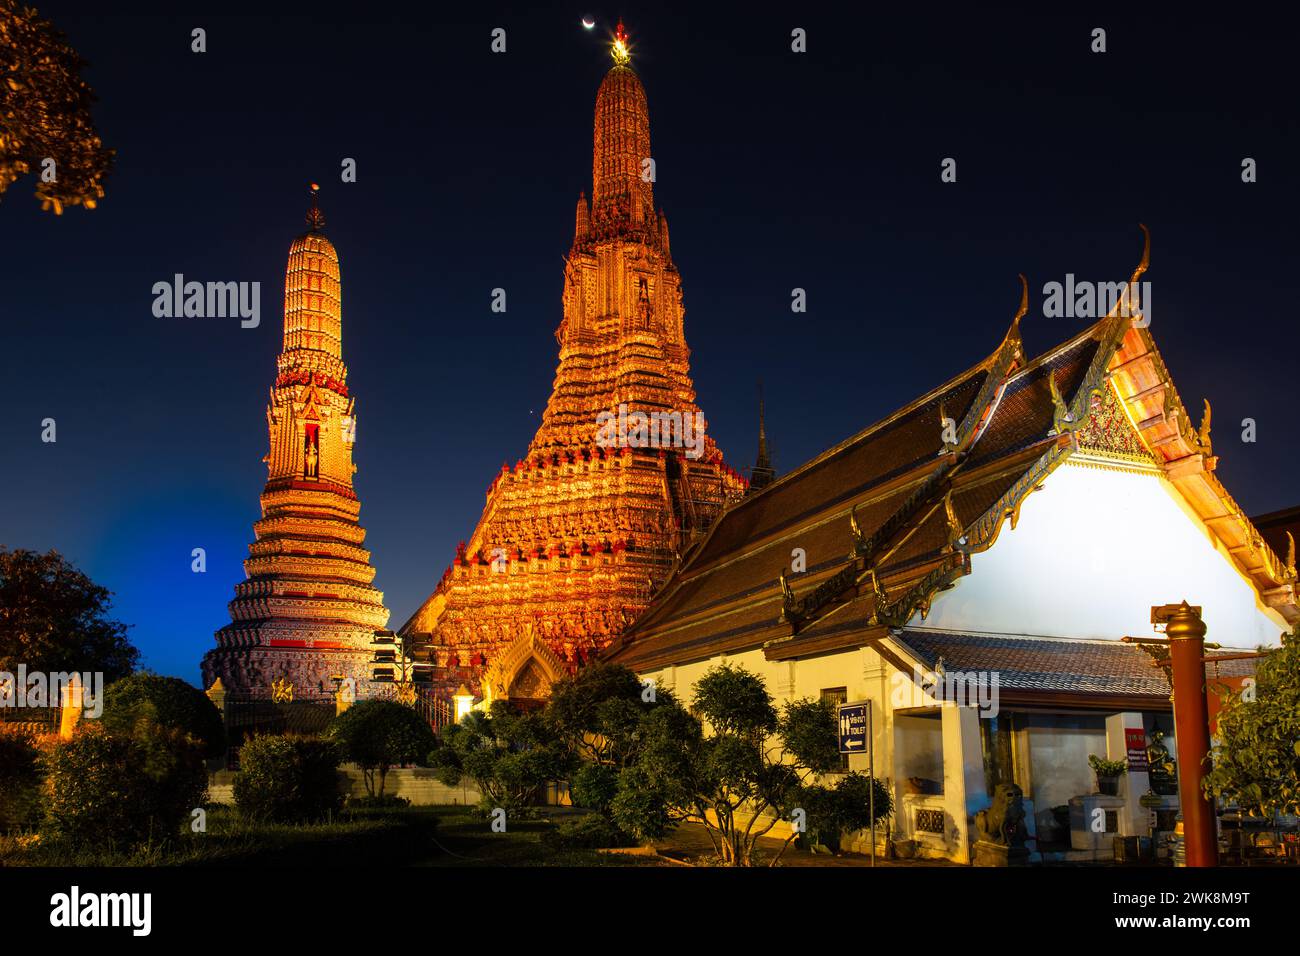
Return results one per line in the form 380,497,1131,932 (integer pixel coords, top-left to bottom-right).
1162,602,1218,867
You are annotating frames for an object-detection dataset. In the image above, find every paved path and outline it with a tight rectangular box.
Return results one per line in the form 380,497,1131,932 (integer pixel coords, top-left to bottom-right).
654,821,956,867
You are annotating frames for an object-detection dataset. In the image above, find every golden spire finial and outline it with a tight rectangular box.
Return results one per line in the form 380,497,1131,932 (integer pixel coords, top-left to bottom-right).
612,20,631,64
306,182,325,233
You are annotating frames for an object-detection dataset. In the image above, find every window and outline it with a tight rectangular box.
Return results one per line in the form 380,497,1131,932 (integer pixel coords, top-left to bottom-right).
820,687,850,771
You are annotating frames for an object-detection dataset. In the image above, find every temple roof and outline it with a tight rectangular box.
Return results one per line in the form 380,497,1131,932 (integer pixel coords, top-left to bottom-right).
888,629,1255,710
606,232,1298,672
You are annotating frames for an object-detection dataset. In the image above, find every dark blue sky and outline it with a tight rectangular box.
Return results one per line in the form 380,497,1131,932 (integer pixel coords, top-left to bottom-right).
2,3,1296,685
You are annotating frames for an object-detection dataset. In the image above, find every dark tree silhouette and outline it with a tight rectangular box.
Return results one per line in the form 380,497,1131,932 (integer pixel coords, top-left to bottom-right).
0,547,138,682
0,1,113,213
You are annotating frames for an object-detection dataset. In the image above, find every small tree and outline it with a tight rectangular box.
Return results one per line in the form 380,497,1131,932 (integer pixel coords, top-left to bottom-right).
430,702,568,814
0,548,138,681
326,699,435,797
102,673,226,759
1205,631,1300,816
611,663,889,866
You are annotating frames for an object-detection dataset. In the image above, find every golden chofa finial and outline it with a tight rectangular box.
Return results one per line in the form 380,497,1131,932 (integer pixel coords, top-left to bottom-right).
998,273,1028,365
1130,223,1151,285
612,20,631,64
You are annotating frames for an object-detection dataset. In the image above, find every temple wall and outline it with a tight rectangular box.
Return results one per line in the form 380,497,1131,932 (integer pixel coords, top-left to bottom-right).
208,767,484,807
641,645,971,860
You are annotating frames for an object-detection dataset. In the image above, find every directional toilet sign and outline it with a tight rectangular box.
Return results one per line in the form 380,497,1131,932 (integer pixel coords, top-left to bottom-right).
838,701,869,754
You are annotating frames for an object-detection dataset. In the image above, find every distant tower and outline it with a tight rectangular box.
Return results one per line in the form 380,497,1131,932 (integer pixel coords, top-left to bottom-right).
749,383,775,493
203,186,390,696
402,23,746,702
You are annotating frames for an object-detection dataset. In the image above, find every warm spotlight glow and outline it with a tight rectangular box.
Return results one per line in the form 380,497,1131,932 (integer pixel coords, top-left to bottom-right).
452,684,476,721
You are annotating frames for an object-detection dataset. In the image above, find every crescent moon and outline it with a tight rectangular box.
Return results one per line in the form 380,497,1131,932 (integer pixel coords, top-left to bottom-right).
581,18,595,29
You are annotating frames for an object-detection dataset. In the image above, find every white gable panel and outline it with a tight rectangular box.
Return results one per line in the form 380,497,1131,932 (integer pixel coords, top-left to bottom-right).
923,461,1286,648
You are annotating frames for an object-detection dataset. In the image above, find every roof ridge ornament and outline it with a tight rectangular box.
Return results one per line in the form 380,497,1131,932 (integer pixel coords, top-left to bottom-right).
1130,222,1151,286
944,489,966,550
996,273,1028,368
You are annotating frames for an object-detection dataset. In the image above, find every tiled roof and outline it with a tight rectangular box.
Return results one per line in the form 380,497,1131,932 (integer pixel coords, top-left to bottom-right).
895,629,1256,701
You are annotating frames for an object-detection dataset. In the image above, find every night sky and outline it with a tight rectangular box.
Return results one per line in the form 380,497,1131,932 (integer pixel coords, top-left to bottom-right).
2,3,1295,684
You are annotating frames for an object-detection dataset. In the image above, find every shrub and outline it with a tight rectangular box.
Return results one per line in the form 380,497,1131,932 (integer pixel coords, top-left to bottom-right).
570,762,619,814
233,735,342,823
0,731,44,833
542,812,638,850
102,673,226,758
326,700,436,797
345,793,411,810
43,723,206,848
799,773,893,850
1205,632,1300,815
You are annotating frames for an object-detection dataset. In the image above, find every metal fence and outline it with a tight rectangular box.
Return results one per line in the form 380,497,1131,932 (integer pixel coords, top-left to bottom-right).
222,694,336,768
411,687,456,733
219,687,456,768
0,706,60,735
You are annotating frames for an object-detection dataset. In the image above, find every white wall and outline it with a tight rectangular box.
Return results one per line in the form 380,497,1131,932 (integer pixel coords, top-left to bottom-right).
922,461,1287,648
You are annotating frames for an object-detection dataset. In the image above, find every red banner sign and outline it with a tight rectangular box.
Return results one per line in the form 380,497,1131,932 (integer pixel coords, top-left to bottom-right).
1125,728,1149,772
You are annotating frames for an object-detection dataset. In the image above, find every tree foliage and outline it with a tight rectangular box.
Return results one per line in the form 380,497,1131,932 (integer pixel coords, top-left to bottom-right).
326,699,435,797
0,730,44,833
102,673,226,759
0,548,138,682
545,661,674,768
610,663,889,866
429,701,567,814
0,1,114,213
1205,631,1300,816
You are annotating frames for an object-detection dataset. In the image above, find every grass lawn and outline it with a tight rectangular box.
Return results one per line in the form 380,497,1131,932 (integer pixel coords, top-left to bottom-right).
0,805,661,867
416,806,661,867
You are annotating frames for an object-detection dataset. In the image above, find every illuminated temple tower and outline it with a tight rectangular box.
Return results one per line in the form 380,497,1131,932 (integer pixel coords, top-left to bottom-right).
202,188,390,696
402,24,746,702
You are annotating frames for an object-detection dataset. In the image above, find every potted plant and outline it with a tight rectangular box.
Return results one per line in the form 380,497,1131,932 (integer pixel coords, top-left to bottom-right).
1089,754,1128,796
